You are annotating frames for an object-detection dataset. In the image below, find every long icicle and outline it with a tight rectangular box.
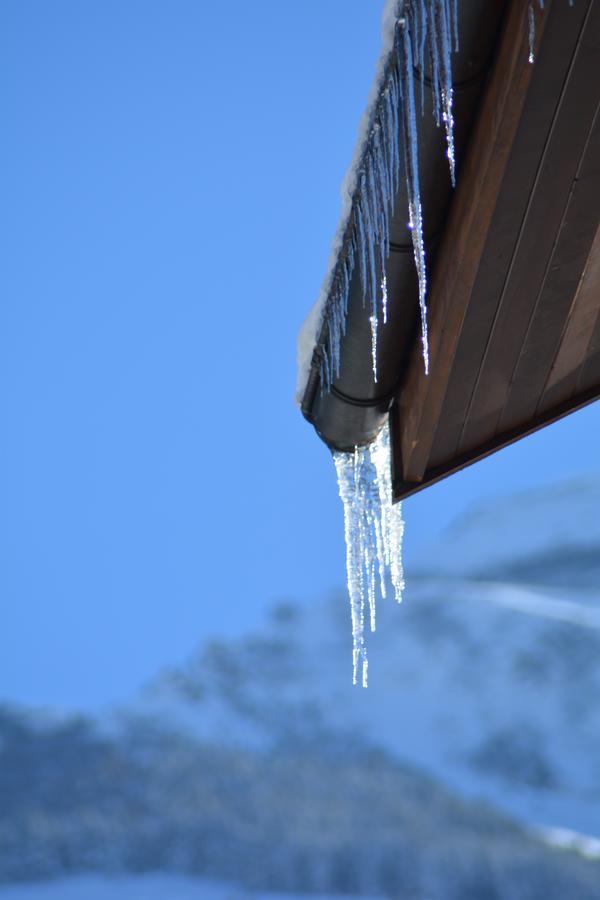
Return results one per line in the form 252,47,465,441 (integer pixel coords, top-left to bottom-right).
399,17,430,373
334,420,404,687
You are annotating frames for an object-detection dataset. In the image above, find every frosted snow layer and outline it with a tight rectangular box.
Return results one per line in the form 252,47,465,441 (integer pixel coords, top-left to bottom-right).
296,0,459,403
333,421,404,686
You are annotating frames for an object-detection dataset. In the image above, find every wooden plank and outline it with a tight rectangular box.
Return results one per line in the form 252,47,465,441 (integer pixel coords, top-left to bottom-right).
539,223,600,411
576,283,600,394
497,104,600,433
457,0,600,455
424,0,593,471
396,0,542,484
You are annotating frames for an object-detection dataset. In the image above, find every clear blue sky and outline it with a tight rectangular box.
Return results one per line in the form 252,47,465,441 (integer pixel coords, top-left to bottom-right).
1,0,598,710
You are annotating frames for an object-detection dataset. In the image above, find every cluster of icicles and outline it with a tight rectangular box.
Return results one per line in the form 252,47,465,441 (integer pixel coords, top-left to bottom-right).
328,0,457,687
330,0,574,686
334,422,405,687
528,0,574,65
320,0,459,392
320,0,573,393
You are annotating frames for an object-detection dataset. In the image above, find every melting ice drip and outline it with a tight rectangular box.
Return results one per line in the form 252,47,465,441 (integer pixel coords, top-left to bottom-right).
333,420,405,687
528,0,574,65
528,0,547,63
320,0,459,392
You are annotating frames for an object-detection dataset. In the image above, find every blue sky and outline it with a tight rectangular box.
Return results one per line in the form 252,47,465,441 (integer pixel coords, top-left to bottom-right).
1,0,598,710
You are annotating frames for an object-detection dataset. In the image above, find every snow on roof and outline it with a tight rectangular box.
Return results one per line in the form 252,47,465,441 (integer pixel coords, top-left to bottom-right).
296,0,458,408
295,0,404,405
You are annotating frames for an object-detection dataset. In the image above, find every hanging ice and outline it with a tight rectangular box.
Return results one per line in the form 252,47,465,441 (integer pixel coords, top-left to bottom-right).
528,3,536,63
529,0,570,66
301,0,580,688
312,0,459,395
370,312,379,382
334,420,405,687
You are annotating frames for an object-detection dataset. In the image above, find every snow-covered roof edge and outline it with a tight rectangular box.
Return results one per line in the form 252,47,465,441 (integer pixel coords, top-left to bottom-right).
295,0,404,406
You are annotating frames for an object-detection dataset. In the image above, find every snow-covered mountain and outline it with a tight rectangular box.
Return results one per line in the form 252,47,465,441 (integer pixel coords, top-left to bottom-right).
414,474,600,586
9,699,596,899
2,474,600,898
145,577,600,841
143,474,600,840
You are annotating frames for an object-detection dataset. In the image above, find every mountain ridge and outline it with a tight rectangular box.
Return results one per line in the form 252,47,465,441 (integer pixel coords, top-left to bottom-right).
413,473,600,585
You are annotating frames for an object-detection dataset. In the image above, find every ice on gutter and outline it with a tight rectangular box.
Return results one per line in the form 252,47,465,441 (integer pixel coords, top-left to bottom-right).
296,0,459,405
296,0,405,405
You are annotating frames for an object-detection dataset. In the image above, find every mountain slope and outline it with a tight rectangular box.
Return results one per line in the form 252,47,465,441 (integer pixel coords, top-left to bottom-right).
3,473,600,897
414,474,600,586
145,575,600,839
6,704,598,899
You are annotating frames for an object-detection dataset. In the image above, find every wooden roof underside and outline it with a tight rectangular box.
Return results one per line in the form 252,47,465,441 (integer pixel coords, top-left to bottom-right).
392,0,600,501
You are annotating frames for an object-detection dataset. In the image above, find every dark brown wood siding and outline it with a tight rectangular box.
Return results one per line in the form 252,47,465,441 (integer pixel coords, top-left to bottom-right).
392,0,600,502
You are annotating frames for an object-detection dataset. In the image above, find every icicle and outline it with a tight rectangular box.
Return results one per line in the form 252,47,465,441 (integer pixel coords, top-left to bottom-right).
370,313,378,382
426,4,441,126
334,420,404,686
319,0,462,391
381,273,388,325
399,20,430,373
528,3,536,63
527,2,578,67
370,425,405,601
451,0,459,52
416,0,428,114
438,0,456,185
356,200,369,308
